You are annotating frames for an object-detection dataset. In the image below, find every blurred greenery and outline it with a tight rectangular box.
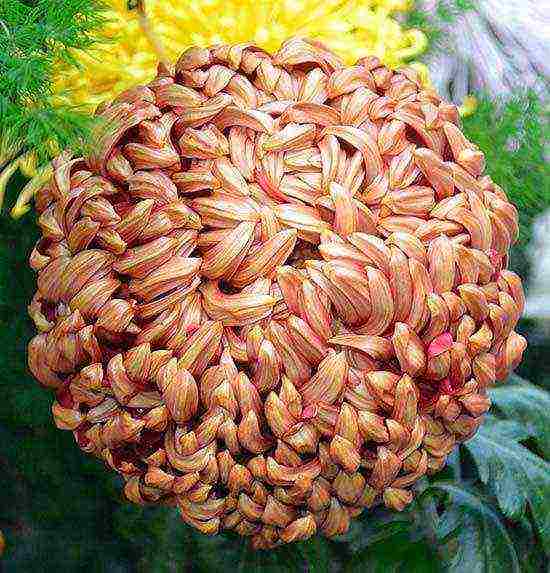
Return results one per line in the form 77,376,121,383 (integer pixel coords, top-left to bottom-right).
0,93,549,572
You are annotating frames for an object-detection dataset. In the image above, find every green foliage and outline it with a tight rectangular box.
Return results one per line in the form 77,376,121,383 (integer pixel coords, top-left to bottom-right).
0,175,39,391
462,417,550,549
425,385,550,573
0,0,108,164
431,483,520,573
343,512,439,573
490,376,550,458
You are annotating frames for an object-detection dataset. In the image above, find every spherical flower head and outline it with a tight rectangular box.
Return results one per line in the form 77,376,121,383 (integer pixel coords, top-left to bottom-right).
29,38,526,548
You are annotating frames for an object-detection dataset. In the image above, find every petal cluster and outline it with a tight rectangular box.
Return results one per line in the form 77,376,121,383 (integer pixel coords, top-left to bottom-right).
29,38,525,548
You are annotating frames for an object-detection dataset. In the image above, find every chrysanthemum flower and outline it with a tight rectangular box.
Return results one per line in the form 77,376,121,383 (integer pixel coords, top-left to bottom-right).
28,38,526,548
54,0,428,110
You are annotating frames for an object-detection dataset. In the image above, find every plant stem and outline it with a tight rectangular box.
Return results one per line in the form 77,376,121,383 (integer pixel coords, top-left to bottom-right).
448,448,462,481
412,478,445,560
133,0,170,67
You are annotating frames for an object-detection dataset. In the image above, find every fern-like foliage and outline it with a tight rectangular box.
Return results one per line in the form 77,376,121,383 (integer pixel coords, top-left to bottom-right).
0,0,108,165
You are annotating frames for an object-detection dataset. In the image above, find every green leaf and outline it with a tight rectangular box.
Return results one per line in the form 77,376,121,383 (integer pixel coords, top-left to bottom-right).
345,531,438,573
463,417,550,548
296,536,332,573
489,375,550,458
431,483,520,573
343,507,440,573
333,505,412,554
505,513,548,573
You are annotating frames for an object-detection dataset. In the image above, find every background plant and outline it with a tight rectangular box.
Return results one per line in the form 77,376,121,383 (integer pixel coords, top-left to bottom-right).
0,0,108,161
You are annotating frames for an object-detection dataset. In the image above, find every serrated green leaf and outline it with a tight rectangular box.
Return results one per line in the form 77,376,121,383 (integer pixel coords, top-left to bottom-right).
489,376,550,457
431,483,520,573
463,418,550,548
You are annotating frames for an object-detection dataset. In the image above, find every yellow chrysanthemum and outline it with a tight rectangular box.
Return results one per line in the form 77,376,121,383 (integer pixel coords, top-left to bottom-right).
54,0,428,110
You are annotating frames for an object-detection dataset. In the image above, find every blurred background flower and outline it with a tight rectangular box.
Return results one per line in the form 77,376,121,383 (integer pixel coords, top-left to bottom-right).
415,0,549,104
525,211,550,322
54,0,429,110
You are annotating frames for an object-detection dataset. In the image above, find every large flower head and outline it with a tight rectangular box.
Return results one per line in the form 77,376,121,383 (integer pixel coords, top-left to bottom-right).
29,39,525,548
